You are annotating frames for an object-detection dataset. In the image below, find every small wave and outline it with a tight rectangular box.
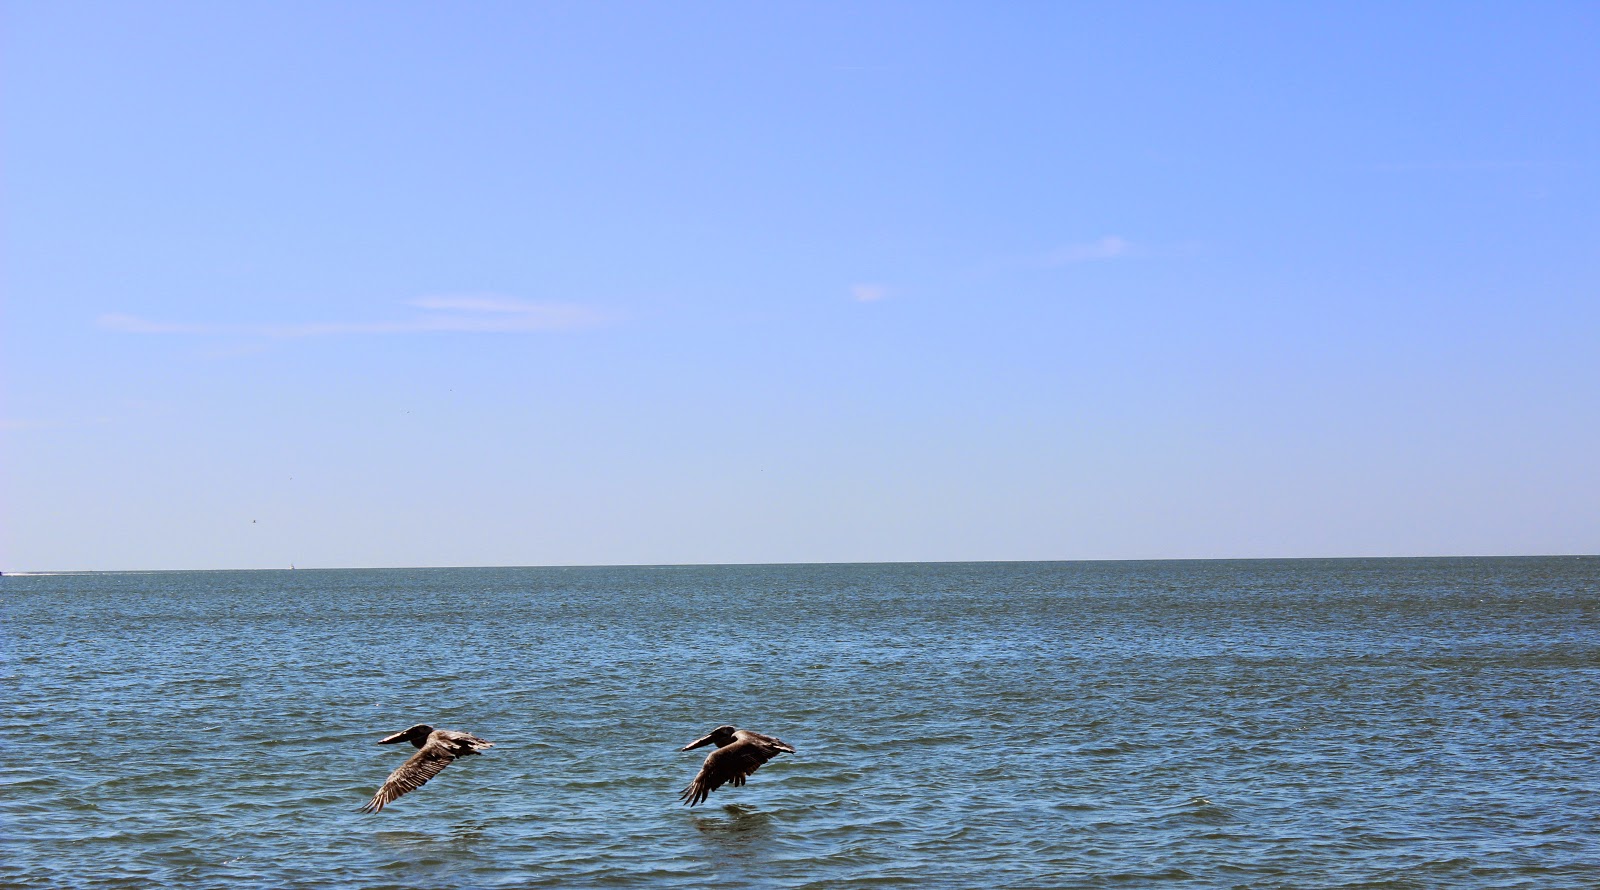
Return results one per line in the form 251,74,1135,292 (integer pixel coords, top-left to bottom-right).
1070,739,1141,756
1165,795,1238,825
0,775,60,790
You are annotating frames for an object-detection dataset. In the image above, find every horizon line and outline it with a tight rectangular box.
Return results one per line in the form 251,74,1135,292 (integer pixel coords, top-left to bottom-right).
5,552,1594,575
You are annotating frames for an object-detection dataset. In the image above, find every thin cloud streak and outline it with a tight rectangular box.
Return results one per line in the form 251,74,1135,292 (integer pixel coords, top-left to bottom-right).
1,415,112,431
852,284,890,302
1045,236,1134,265
1,418,58,431
1369,160,1542,173
407,295,566,313
99,295,618,338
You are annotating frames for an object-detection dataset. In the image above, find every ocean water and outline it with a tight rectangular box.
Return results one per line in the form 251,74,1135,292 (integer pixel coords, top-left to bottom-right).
3,557,1598,889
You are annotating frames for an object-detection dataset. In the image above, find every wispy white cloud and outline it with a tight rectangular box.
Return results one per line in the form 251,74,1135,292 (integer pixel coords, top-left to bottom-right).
1044,236,1134,265
0,417,57,431
408,295,569,315
1369,160,1538,173
98,315,229,335
1,415,112,431
851,284,890,303
99,294,618,338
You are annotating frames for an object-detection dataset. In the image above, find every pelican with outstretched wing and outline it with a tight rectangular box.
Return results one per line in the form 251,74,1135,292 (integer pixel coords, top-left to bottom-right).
678,724,795,807
358,723,494,813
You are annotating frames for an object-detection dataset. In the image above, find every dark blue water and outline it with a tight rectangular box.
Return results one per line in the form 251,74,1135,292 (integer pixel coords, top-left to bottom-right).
4,558,1598,888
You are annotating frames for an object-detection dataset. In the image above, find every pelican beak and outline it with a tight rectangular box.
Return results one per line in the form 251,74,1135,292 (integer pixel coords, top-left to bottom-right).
681,734,716,751
377,730,409,744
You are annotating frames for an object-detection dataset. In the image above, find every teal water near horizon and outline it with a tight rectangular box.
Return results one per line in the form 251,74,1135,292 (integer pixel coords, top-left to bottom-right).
4,558,1598,888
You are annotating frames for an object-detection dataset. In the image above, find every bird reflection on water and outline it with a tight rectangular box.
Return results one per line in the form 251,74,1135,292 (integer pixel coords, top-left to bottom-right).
690,803,772,834
371,818,492,854
448,819,492,844
686,804,779,874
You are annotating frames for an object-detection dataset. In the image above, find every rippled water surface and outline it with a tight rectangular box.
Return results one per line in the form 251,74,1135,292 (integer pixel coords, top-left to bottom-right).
5,558,1599,888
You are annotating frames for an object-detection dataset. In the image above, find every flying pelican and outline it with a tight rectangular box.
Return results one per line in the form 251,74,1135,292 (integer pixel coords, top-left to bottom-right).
678,724,795,807
358,724,494,813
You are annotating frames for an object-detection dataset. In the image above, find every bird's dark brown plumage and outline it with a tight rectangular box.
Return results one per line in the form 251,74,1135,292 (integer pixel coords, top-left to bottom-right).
358,723,493,814
678,724,795,807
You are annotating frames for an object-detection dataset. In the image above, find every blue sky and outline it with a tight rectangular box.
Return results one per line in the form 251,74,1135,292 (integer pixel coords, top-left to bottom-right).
4,2,1597,570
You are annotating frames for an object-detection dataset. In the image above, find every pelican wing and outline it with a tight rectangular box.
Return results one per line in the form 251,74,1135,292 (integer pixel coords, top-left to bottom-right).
736,730,795,753
435,730,494,754
359,745,456,813
678,734,792,807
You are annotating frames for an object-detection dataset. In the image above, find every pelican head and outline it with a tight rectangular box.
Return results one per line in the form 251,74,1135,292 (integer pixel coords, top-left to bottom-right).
378,724,434,745
682,724,739,751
